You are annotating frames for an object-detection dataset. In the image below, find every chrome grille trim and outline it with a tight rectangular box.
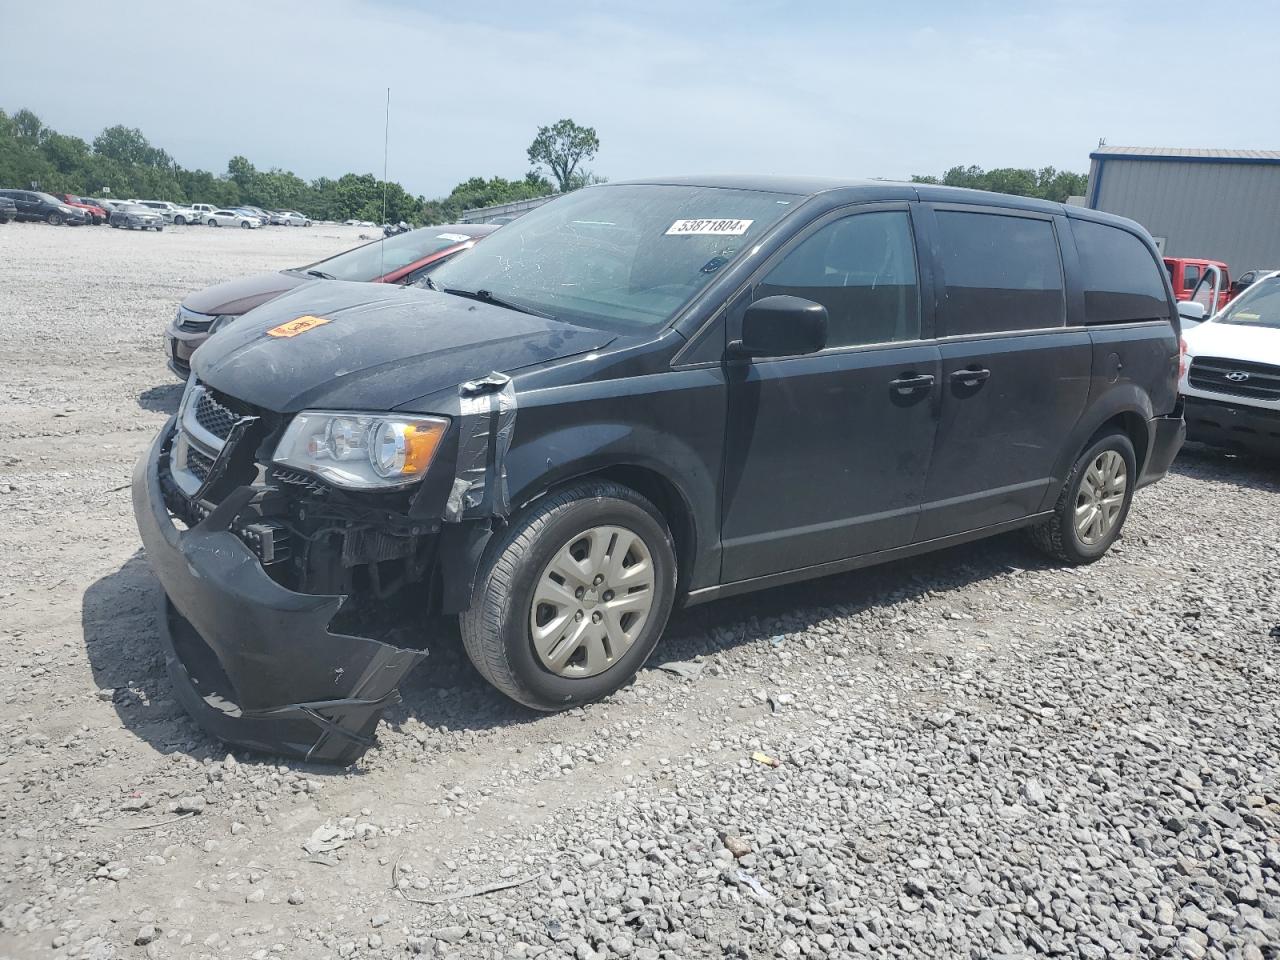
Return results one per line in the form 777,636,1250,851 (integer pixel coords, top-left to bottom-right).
169,382,252,498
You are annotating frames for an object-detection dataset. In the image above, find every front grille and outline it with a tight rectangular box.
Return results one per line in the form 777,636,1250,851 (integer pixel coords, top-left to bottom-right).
185,444,214,482
176,306,213,332
194,390,241,441
1188,356,1280,401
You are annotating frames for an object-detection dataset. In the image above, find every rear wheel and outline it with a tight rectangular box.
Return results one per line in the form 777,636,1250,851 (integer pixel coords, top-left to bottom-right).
461,480,677,711
1028,431,1136,564
155,225,164,232
174,215,185,225
208,218,218,226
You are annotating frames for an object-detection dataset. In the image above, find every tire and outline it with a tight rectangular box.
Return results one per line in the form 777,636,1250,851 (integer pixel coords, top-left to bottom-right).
1028,431,1137,565
240,220,251,229
155,225,164,232
47,212,64,226
208,218,218,227
174,215,185,226
110,221,118,228
460,480,678,711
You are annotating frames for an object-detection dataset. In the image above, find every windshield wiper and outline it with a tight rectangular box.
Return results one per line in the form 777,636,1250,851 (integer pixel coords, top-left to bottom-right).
306,269,337,280
443,287,554,320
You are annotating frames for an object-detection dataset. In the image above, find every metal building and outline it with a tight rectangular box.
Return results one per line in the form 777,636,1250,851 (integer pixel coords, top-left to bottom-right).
1086,146,1280,274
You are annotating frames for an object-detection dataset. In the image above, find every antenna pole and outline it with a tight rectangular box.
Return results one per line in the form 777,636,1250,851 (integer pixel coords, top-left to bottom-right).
381,87,390,276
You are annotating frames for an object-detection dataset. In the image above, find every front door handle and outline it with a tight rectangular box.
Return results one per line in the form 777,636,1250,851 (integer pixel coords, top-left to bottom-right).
889,373,936,394
950,367,991,388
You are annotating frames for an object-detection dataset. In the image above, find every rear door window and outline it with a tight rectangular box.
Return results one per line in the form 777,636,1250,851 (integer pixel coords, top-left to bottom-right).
1183,264,1200,290
1071,219,1171,323
933,211,1065,335
756,210,920,347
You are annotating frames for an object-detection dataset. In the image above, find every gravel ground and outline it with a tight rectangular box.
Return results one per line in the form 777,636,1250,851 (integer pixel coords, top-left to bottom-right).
1,220,1278,960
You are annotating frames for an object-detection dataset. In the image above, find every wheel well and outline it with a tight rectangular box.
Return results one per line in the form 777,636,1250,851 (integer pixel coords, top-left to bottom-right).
1093,411,1149,473
537,465,696,594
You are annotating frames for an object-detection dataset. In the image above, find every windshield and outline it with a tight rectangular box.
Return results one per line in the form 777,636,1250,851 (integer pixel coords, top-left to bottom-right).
118,203,148,213
425,184,798,330
1213,277,1280,329
301,229,474,281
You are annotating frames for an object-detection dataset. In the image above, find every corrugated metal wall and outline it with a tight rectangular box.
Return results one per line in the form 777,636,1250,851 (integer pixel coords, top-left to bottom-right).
1089,158,1280,274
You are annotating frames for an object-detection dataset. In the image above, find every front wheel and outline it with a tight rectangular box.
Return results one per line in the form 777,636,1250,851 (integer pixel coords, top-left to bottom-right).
174,215,185,225
155,225,164,232
47,212,64,226
240,220,251,229
1028,431,1137,564
461,480,677,711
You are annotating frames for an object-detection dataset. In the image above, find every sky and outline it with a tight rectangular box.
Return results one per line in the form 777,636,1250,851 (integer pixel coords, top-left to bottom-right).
3,0,1277,199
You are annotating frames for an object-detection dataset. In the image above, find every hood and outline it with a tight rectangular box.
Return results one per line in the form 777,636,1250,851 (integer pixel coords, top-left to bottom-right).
1185,320,1280,363
193,280,615,413
182,270,309,316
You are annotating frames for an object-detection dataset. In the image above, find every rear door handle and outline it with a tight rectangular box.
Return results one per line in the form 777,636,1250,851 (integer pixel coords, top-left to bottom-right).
889,373,936,394
950,367,991,387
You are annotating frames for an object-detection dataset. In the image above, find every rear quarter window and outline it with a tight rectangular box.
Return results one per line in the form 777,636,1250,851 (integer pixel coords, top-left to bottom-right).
1072,220,1171,324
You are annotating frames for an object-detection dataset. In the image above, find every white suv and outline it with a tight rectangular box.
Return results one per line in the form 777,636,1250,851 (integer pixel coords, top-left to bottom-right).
134,200,200,226
1180,270,1280,458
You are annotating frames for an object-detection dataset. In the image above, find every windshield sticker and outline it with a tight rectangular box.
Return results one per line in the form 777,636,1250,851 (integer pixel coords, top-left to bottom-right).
436,233,470,242
665,219,754,237
267,315,331,338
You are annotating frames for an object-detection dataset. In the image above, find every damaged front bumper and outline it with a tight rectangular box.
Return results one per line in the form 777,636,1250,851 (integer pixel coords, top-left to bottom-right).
131,420,427,764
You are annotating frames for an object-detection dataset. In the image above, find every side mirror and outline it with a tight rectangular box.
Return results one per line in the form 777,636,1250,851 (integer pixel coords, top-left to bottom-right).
731,295,828,360
1177,301,1207,323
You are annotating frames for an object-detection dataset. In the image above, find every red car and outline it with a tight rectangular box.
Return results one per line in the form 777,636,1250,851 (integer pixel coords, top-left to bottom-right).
1164,256,1231,311
165,223,498,377
57,194,108,225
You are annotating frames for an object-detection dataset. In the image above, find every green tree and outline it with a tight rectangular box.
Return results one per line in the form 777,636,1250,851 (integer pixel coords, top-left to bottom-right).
94,125,166,167
527,119,599,193
911,164,1088,203
12,108,45,143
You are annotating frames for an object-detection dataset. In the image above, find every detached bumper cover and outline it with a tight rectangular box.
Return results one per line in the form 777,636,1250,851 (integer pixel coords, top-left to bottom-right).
131,421,426,763
1137,408,1186,489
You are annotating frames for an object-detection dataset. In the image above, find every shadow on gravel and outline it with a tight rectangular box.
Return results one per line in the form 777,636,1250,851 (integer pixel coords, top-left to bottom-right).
138,383,183,414
1171,443,1280,494
82,552,205,758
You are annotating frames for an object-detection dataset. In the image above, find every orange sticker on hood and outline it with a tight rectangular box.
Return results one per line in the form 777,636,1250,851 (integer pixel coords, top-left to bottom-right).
268,315,331,338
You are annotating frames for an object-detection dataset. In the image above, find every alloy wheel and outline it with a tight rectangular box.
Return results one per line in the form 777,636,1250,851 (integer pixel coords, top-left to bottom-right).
1075,449,1127,545
529,525,655,678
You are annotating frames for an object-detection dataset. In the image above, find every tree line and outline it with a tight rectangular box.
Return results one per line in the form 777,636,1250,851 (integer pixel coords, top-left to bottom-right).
0,108,601,225
2,106,1089,224
911,164,1088,202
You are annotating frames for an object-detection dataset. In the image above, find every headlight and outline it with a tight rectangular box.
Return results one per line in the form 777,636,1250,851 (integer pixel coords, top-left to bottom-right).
209,314,239,334
273,411,449,489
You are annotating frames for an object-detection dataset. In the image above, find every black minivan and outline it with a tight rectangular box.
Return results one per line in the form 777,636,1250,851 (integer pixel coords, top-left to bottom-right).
132,176,1184,762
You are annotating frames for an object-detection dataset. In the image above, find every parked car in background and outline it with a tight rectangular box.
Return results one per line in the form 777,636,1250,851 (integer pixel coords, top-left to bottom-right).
0,189,85,225
267,210,289,225
1180,270,1280,458
108,202,165,231
238,205,271,224
0,196,15,223
190,203,218,221
280,210,311,227
164,223,496,376
56,194,108,224
1165,256,1231,311
133,200,199,225
205,209,259,229
1232,268,1278,298
134,177,1184,762
83,198,118,215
